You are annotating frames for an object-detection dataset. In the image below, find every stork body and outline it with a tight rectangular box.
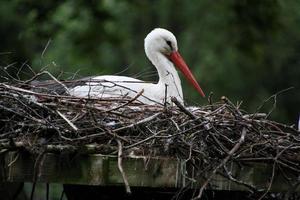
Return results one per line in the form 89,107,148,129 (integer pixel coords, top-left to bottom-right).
70,28,204,104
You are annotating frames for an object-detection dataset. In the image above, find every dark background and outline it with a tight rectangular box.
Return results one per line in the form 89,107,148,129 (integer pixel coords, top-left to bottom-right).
0,0,299,124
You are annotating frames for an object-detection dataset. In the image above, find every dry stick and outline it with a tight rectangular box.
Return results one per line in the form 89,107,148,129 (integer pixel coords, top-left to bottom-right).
1,83,146,106
3,83,132,120
257,161,276,200
41,39,51,59
68,113,161,142
9,94,76,141
44,144,77,153
102,89,144,113
56,110,78,131
124,128,161,150
0,142,115,154
282,168,300,200
106,129,129,143
0,62,19,82
164,84,168,108
60,190,65,200
0,83,97,101
257,144,294,200
30,182,36,200
12,183,24,200
243,113,267,119
84,79,162,105
46,183,49,200
55,131,105,142
0,141,24,150
22,70,70,94
117,140,131,193
33,151,46,182
192,127,247,200
114,113,161,132
221,96,243,117
7,152,20,167
0,104,46,125
170,118,180,131
208,92,213,105
58,99,130,118
16,60,29,80
43,71,71,95
254,87,294,119
171,97,197,119
1,83,53,96
203,104,226,117
221,165,257,192
209,131,229,154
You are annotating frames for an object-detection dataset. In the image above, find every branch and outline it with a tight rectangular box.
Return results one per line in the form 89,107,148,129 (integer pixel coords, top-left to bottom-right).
171,97,197,119
117,140,131,193
192,128,247,200
56,110,78,131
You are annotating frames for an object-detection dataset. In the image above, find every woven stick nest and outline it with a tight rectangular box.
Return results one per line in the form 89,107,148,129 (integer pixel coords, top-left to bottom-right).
0,70,299,197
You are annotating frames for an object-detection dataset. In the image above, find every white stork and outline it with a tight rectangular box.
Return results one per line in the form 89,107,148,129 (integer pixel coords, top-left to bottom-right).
70,28,205,104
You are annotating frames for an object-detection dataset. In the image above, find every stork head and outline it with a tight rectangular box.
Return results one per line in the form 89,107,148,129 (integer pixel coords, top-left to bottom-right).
144,28,178,56
144,28,205,98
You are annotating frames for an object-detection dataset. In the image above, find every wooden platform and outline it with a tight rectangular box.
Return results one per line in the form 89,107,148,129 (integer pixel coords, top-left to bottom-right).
0,151,298,192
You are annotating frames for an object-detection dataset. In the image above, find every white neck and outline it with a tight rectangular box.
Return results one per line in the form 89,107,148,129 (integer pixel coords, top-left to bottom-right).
146,51,183,102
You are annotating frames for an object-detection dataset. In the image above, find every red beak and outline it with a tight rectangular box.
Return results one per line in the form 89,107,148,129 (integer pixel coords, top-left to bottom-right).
168,51,205,97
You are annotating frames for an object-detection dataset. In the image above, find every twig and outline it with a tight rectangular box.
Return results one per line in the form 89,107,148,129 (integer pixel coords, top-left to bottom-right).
117,140,131,193
171,97,197,119
258,144,294,200
192,127,247,200
103,89,144,113
46,183,49,200
254,87,294,119
41,39,51,59
7,152,20,167
60,190,65,200
221,96,243,117
221,165,257,192
124,129,161,150
164,84,168,108
12,183,24,200
257,161,276,200
30,182,36,200
114,113,161,132
208,92,213,105
23,71,70,95
56,110,78,131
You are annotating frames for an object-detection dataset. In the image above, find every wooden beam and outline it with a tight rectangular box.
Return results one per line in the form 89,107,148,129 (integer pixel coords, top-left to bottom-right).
1,152,179,187
0,151,298,192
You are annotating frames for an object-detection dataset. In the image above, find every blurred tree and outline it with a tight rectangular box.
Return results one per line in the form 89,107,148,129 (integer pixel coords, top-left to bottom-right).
0,0,299,123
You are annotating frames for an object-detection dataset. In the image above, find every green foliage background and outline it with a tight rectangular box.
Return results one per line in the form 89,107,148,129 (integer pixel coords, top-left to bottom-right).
0,0,299,124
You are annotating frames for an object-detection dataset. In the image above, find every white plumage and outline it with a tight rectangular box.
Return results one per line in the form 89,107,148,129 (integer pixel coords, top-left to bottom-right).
70,28,205,104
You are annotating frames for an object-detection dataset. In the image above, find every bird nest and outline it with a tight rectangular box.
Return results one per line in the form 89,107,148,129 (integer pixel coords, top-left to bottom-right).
0,71,299,198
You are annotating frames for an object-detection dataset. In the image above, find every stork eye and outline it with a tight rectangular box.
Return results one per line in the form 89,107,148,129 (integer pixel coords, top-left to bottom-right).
166,40,172,48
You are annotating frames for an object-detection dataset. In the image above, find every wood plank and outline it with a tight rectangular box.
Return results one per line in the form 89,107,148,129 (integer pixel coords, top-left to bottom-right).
0,152,179,187
0,151,298,191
